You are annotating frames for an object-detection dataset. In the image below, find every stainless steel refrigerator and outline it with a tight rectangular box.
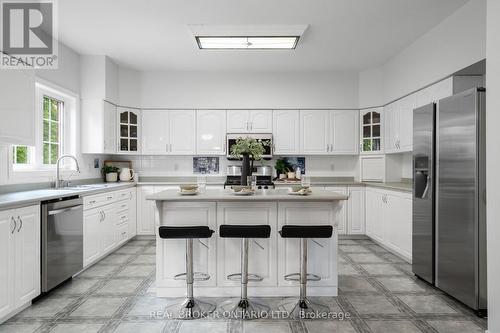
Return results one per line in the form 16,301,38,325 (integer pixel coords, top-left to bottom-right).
412,87,487,312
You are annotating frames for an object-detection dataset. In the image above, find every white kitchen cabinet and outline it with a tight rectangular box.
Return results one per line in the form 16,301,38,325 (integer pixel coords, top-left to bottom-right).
196,110,227,155
128,188,137,238
384,102,399,154
101,205,117,254
141,110,169,154
346,186,365,234
137,186,177,236
0,66,36,146
168,110,196,154
227,110,272,133
83,208,102,266
117,107,140,154
217,202,278,287
398,95,416,152
278,202,338,287
330,110,359,154
300,110,330,154
156,202,217,288
0,205,40,322
365,187,412,262
141,110,195,155
360,108,383,154
325,186,347,235
81,100,117,154
273,110,300,155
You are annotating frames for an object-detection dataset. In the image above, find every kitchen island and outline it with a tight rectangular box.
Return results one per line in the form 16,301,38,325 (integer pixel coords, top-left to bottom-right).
147,188,348,297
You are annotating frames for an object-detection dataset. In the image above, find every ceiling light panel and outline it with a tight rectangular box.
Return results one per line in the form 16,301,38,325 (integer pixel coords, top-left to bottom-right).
196,36,299,50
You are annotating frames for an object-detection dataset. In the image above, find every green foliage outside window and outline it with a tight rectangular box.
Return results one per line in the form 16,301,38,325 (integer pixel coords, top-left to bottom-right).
13,146,28,164
42,96,62,164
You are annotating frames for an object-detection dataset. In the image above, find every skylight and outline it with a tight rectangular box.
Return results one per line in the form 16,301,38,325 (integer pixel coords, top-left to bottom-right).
195,36,299,50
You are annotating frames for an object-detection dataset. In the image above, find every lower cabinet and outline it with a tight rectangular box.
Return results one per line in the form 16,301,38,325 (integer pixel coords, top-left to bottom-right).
0,205,40,322
324,186,365,235
83,188,136,267
365,187,412,261
324,186,347,234
137,186,177,236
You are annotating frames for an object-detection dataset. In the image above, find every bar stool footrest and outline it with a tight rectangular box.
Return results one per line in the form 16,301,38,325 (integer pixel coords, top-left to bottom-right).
173,272,211,281
227,273,264,282
284,273,321,282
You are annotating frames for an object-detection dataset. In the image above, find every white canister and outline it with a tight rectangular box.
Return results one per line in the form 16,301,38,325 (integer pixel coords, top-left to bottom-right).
106,172,118,182
119,167,135,182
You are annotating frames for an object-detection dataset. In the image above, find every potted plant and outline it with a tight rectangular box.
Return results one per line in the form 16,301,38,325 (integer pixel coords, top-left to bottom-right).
103,165,120,182
275,159,289,180
230,137,270,185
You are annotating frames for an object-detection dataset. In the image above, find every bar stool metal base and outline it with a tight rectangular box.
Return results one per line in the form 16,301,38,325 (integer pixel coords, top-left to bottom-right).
282,298,330,319
165,297,215,320
220,298,270,320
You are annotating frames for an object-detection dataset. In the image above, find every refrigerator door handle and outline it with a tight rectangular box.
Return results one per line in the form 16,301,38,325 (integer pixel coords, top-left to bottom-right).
422,175,430,199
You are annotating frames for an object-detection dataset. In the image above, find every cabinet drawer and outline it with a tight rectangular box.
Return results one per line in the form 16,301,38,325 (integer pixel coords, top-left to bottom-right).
115,201,129,214
84,192,116,210
117,224,128,243
117,212,128,225
115,189,132,201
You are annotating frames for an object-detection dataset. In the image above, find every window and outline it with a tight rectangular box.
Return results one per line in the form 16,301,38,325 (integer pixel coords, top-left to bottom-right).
11,81,76,172
42,95,63,164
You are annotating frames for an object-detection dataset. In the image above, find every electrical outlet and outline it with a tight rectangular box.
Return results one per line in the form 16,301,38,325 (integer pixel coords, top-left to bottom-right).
94,158,100,169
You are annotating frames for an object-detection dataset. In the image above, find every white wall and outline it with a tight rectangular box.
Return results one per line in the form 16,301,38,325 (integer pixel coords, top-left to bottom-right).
486,0,500,331
118,67,141,107
359,0,487,107
140,71,359,109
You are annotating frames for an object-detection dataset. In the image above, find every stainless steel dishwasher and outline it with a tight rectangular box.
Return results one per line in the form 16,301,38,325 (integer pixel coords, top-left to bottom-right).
41,196,83,292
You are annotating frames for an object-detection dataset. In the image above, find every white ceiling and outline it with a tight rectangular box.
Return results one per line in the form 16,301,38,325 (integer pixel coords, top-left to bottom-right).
58,0,469,72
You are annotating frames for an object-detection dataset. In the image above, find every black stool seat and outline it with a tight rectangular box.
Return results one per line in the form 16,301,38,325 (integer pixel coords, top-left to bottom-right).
279,225,333,238
220,225,271,239
158,226,214,239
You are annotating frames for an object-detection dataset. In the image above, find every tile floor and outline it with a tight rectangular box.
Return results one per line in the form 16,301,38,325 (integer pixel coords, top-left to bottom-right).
0,238,487,333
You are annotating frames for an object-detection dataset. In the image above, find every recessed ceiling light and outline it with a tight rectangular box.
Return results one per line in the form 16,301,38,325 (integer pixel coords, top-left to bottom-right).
195,36,299,50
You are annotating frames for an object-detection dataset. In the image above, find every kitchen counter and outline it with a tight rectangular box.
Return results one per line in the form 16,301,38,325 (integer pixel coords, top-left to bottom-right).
0,182,136,210
147,188,348,202
363,181,412,192
137,176,225,186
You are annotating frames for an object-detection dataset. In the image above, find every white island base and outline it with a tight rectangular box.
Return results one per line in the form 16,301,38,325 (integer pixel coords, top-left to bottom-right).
148,189,347,298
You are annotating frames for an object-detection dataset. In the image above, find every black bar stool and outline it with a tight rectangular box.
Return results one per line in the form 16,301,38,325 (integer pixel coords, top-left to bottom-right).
219,224,271,319
158,226,215,319
279,225,333,319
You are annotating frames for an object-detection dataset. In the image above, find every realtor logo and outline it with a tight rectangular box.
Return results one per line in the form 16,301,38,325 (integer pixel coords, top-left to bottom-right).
1,0,58,69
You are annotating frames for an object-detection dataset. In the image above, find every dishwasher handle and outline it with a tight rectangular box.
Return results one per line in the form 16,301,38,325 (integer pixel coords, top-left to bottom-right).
48,205,82,215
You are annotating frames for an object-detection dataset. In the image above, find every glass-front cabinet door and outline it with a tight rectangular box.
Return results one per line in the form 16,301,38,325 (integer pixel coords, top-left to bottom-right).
117,107,140,153
360,107,382,154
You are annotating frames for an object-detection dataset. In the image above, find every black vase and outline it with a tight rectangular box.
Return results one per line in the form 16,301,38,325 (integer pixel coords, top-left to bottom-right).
241,154,251,185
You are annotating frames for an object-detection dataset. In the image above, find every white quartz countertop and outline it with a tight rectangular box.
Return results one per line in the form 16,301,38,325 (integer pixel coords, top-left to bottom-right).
147,188,348,202
0,182,136,210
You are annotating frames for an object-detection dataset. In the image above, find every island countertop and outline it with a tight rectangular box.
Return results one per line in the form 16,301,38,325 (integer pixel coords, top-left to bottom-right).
146,188,348,202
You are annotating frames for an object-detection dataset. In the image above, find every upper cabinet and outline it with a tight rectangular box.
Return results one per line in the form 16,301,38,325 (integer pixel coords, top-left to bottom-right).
81,100,117,154
0,61,36,146
227,110,272,133
273,110,300,155
141,110,196,155
80,55,119,104
117,107,140,154
360,108,383,155
300,110,359,155
196,110,227,155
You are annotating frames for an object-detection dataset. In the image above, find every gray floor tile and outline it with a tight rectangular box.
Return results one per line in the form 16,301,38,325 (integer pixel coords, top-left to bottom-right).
48,323,103,333
378,252,407,263
126,296,175,316
360,264,405,275
366,320,423,333
366,244,389,253
52,278,99,295
338,255,348,264
398,295,457,314
114,246,144,254
347,295,401,314
113,321,166,333
69,297,127,317
127,240,153,247
179,321,227,333
339,276,378,292
339,245,371,253
377,277,426,293
95,279,144,295
304,320,357,333
339,239,359,245
0,323,43,333
131,254,156,265
339,263,361,275
17,297,75,318
243,321,291,333
78,264,118,278
427,320,484,333
117,265,155,278
99,254,133,265
144,246,156,254
348,253,387,263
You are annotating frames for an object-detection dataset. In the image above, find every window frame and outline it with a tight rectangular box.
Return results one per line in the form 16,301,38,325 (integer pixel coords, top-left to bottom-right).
11,80,78,173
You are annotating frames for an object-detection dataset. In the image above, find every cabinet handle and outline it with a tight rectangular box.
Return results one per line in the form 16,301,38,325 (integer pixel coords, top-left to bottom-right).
10,216,16,234
99,211,104,222
122,231,127,236
89,200,96,204
107,196,113,200
250,122,253,131
121,215,127,219
17,216,22,232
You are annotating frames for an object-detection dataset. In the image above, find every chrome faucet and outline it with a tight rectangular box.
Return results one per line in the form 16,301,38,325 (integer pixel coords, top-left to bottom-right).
55,154,81,189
